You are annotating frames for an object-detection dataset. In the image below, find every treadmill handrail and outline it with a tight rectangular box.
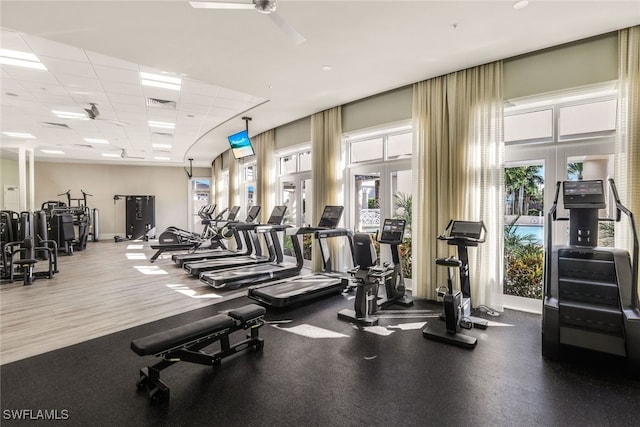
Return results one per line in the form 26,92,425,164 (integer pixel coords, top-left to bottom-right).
609,178,639,308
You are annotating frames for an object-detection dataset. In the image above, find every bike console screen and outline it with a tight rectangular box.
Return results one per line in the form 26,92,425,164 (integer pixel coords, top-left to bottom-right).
379,219,406,245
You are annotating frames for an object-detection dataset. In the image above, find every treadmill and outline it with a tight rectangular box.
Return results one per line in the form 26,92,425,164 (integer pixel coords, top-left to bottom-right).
172,206,260,267
248,206,355,308
184,206,287,277
200,205,306,290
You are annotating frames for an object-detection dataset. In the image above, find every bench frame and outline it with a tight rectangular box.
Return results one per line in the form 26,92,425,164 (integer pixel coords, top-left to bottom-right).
134,307,265,404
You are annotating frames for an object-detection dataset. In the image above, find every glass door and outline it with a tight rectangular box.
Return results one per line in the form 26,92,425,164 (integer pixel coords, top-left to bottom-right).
189,178,210,233
504,161,545,299
279,172,311,263
349,159,412,282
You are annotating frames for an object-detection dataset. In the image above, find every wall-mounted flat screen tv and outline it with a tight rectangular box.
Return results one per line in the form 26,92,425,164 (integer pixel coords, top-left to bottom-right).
228,129,255,159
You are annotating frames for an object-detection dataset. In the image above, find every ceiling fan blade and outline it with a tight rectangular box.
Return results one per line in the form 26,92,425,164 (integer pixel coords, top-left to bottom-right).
189,1,255,10
269,11,306,45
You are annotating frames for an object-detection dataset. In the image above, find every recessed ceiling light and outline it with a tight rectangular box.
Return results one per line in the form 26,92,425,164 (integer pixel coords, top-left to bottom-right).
0,48,47,71
101,153,121,158
41,149,64,154
140,71,181,91
2,131,35,139
52,110,88,120
148,120,175,129
84,138,109,144
152,143,172,149
322,65,332,71
513,1,529,10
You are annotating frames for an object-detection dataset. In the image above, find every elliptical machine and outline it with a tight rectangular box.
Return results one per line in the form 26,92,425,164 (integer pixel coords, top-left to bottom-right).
338,218,413,326
422,220,488,349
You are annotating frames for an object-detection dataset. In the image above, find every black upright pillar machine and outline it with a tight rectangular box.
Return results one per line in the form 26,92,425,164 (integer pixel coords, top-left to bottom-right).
542,179,639,376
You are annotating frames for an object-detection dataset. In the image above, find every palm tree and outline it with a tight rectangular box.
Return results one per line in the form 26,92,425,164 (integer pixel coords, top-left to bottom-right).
567,162,583,180
505,166,543,215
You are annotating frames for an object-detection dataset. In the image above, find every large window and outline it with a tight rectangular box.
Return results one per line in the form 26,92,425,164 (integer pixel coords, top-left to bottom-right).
346,123,413,282
504,85,617,310
277,147,312,262
240,161,256,220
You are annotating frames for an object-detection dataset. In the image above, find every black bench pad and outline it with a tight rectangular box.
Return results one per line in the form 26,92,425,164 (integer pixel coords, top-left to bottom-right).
228,304,266,323
131,314,235,356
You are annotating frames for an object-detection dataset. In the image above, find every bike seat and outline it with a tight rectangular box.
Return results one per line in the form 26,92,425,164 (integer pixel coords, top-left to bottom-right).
435,257,462,268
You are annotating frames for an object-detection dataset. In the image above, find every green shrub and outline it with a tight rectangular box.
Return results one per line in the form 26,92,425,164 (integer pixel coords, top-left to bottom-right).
504,248,543,298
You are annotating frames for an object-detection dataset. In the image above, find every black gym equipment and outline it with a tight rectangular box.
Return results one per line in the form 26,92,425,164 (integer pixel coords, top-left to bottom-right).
248,205,356,308
113,194,155,241
45,190,97,252
338,218,413,326
185,206,286,277
422,220,488,349
2,211,58,285
155,204,216,247
200,206,312,290
170,206,261,266
542,179,639,375
131,303,265,404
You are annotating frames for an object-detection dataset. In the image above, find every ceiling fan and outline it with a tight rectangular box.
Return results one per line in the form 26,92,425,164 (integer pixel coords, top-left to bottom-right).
189,0,306,45
84,103,128,127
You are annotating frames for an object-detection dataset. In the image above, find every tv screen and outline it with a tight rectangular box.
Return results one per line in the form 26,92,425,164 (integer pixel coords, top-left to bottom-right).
228,129,255,159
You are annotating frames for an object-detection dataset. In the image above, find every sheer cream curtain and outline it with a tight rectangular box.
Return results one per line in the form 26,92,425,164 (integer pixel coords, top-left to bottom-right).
311,106,343,272
412,61,504,310
211,155,222,210
228,151,239,209
615,26,640,292
254,129,276,223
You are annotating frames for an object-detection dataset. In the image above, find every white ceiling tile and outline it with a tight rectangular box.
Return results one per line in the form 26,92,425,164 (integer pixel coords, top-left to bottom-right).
21,33,88,63
85,51,138,71
101,80,143,96
181,79,221,97
93,64,139,84
0,29,31,51
40,57,97,79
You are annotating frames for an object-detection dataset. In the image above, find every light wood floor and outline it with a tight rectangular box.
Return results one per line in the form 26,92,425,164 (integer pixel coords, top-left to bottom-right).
0,240,246,365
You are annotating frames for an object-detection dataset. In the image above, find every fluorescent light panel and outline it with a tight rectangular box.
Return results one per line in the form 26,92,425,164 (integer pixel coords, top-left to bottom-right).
148,120,175,129
140,71,181,91
41,149,64,154
152,143,172,149
2,131,35,139
84,138,109,144
0,48,47,71
101,153,120,158
154,156,170,161
52,110,88,119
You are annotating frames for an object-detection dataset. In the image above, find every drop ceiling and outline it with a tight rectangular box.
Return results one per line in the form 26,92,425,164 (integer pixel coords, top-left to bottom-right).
1,1,639,168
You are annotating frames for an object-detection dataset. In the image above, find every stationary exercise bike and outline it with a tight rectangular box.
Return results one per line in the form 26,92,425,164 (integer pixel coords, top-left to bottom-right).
422,220,489,349
338,218,413,326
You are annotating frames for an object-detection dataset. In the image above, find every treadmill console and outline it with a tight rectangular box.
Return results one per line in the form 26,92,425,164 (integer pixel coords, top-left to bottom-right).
245,205,261,222
317,206,344,228
227,205,241,221
379,219,406,245
563,180,606,209
267,206,288,225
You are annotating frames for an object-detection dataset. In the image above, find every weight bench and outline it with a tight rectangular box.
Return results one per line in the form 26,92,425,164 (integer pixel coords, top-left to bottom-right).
131,304,266,404
149,242,200,262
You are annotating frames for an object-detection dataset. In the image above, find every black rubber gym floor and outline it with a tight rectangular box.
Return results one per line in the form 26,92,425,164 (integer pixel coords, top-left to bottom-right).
1,294,639,426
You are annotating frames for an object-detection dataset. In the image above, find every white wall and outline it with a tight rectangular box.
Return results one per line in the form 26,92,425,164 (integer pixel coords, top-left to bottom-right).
34,161,210,238
1,157,20,210
504,32,617,100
